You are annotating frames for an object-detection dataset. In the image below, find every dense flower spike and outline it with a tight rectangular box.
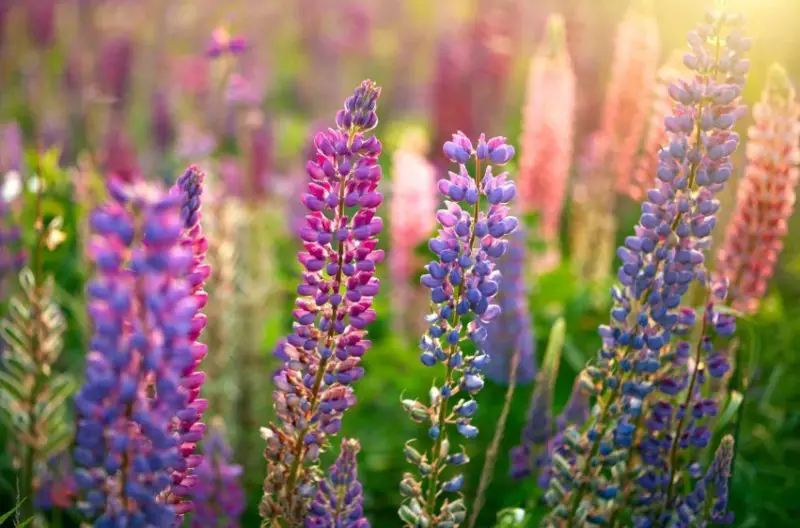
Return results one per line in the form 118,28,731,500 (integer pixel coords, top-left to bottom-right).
482,224,535,384
260,80,383,526
628,52,686,201
189,422,245,527
389,129,437,334
569,131,617,285
165,166,212,518
73,179,196,526
518,14,575,259
399,131,517,527
675,434,735,526
601,0,661,194
307,439,369,528
542,9,749,526
716,63,799,313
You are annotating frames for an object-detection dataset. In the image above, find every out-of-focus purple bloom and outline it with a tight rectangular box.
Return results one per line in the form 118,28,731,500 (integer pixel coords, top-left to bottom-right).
189,423,245,527
482,224,535,384
400,131,517,526
34,454,77,510
151,90,176,154
73,178,196,526
101,123,141,183
0,187,25,302
97,36,134,109
176,123,217,162
165,166,212,519
207,27,248,59
261,80,383,525
246,121,273,200
24,0,56,49
0,122,23,174
306,439,370,528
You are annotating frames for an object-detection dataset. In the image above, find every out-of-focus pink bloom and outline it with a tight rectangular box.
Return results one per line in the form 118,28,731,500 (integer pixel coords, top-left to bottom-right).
601,0,660,194
627,52,684,200
518,14,576,245
246,121,272,199
176,123,217,161
389,130,437,314
0,122,23,174
101,123,140,182
24,0,56,49
716,63,800,314
151,90,175,153
172,55,210,97
97,36,134,109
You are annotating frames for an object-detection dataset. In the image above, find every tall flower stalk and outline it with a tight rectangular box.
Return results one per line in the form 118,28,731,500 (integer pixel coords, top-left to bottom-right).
518,14,575,268
399,132,517,527
716,63,799,314
260,80,383,526
73,178,199,525
541,8,749,526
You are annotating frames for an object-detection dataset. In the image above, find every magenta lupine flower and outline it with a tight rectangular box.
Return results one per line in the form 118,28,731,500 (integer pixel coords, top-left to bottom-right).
307,439,369,528
73,179,199,526
189,424,245,528
716,63,799,314
601,0,661,194
165,166,212,518
389,135,437,331
518,14,575,251
101,123,141,183
24,0,56,49
151,90,176,154
399,132,517,527
97,36,134,110
260,80,383,525
206,27,248,58
629,52,685,201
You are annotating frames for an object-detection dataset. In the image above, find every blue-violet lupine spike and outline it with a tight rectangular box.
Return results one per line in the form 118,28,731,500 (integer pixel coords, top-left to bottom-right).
0,188,25,306
306,438,370,528
482,223,535,385
672,434,735,527
189,421,245,527
399,131,517,527
165,165,213,519
73,178,196,526
260,80,383,526
541,9,749,526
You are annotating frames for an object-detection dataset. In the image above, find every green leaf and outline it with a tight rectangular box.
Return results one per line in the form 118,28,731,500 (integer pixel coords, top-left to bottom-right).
541,318,566,384
0,370,28,403
0,497,25,524
494,507,530,527
716,390,743,430
38,374,76,426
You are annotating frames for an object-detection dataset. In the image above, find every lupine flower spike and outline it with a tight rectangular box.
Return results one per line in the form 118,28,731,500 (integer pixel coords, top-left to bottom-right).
482,224,535,384
190,419,246,527
716,63,799,313
541,8,749,526
260,80,383,526
165,166,212,519
0,189,25,301
601,0,661,194
307,438,370,528
399,132,517,527
73,179,198,526
518,14,576,270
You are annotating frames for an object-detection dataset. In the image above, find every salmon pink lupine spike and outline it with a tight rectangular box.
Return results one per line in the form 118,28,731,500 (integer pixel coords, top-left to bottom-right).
260,80,383,526
601,0,661,195
716,63,800,313
518,14,575,263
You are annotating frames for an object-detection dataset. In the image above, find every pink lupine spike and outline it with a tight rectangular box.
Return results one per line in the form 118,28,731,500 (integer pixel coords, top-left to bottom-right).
628,51,685,201
518,14,576,250
716,63,800,314
602,0,661,195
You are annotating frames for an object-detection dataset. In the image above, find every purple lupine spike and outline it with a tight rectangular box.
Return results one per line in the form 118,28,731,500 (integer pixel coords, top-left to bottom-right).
24,0,56,49
164,166,212,519
151,90,176,154
189,423,245,527
260,80,383,525
306,439,370,528
676,434,735,526
97,36,134,109
482,224,535,384
0,122,23,174
72,178,197,526
0,188,25,302
541,9,749,526
399,131,517,527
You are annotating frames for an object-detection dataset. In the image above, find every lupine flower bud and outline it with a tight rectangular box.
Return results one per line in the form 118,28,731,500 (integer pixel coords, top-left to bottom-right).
73,179,195,526
189,422,245,527
261,81,383,526
389,129,437,335
716,63,799,314
518,14,575,258
601,0,661,194
401,131,517,526
307,439,370,528
164,166,212,518
542,10,748,525
482,224,535,384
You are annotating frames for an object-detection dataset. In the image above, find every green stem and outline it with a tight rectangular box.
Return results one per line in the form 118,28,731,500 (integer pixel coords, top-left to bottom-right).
424,158,483,521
